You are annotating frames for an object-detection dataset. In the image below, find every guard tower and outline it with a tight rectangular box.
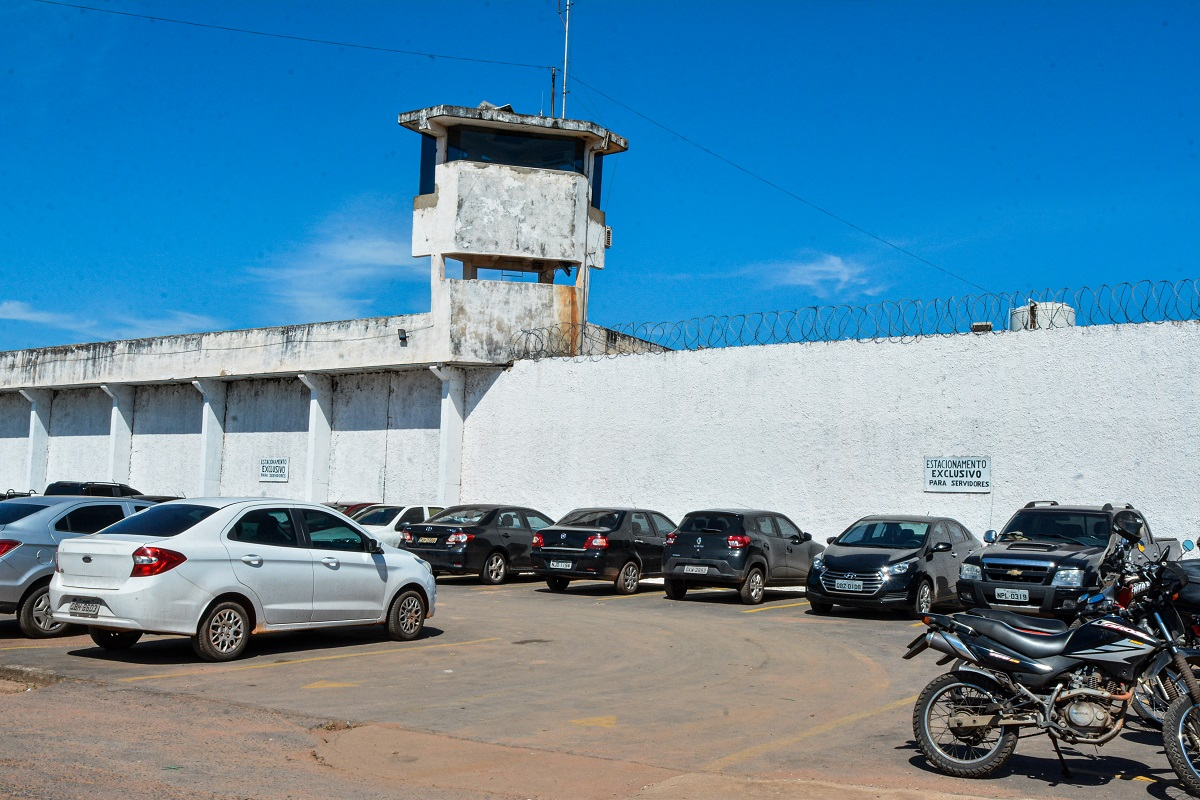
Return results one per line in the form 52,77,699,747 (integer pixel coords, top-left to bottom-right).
398,102,627,331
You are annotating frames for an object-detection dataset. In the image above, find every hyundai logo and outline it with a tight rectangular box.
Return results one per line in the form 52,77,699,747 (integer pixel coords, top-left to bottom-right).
846,573,856,580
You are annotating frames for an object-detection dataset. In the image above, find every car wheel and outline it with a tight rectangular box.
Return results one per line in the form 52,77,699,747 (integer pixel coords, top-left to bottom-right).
386,590,426,641
809,601,834,615
192,600,250,662
739,567,765,605
546,577,570,592
480,552,509,585
18,584,70,638
912,579,935,619
664,578,688,600
615,561,641,595
89,628,142,651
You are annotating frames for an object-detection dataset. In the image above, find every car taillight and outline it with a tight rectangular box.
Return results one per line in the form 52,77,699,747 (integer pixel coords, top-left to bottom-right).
446,531,474,545
532,532,544,547
727,535,751,549
665,532,677,545
0,540,20,558
401,530,413,544
130,547,186,577
585,535,608,549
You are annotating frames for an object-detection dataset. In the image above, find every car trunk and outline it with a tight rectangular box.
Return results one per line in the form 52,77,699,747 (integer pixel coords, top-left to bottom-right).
56,536,152,590
538,525,609,551
667,530,746,560
407,523,477,548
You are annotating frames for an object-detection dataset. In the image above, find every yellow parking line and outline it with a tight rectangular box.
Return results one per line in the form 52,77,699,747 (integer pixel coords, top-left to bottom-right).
469,584,535,592
704,693,917,771
117,637,500,683
743,601,810,614
910,622,926,627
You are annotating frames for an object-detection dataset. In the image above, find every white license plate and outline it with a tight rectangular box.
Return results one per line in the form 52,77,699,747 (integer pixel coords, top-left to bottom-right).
834,580,864,592
418,537,439,544
549,560,572,570
683,565,709,575
70,600,100,617
996,588,1029,602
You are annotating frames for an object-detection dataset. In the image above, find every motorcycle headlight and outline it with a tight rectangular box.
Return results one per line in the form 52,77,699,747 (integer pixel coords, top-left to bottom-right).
1052,568,1085,588
960,563,983,581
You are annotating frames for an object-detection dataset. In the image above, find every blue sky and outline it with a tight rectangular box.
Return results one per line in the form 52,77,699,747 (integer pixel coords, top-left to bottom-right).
1,0,1196,351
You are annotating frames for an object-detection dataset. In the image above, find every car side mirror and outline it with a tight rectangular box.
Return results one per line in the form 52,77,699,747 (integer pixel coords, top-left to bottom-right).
932,541,952,553
983,530,998,544
826,536,836,544
801,531,811,542
368,538,384,554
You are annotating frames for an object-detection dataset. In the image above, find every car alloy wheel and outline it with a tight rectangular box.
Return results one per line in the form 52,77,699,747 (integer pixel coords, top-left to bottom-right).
916,581,934,616
19,584,69,638
193,601,251,662
481,553,508,585
740,568,765,605
387,590,426,641
616,562,640,594
208,608,246,654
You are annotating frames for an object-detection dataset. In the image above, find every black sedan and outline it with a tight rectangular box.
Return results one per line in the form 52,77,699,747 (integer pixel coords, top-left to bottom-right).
399,504,555,584
529,507,677,594
806,515,980,616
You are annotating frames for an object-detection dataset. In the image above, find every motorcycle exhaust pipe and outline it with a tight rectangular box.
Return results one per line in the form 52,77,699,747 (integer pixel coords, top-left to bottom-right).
925,630,976,663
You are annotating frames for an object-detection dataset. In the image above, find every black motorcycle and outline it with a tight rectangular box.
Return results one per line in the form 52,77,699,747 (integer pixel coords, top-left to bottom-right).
904,509,1200,779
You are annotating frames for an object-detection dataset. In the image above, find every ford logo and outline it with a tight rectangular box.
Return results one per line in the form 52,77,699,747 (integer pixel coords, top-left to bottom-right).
82,556,92,563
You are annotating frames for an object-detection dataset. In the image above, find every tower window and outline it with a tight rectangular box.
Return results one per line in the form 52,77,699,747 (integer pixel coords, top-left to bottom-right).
418,134,437,195
447,126,584,174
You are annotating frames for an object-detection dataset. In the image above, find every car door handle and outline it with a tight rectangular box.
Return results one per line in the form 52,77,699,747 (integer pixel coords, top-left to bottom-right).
321,557,340,568
634,539,645,544
241,555,263,567
501,532,511,538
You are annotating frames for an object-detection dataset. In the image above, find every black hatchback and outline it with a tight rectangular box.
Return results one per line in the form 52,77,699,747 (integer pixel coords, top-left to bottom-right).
399,504,555,584
806,515,980,616
529,508,677,594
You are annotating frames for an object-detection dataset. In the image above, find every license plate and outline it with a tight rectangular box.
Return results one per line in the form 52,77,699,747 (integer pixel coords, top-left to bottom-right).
69,599,100,617
549,560,572,570
834,579,864,592
996,588,1029,602
683,565,708,575
418,537,439,544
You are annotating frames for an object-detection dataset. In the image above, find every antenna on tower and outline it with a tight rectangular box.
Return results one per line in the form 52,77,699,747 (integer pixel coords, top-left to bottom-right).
559,0,572,118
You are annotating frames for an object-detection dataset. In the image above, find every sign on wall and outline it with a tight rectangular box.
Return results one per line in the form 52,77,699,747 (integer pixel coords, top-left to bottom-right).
924,457,991,493
259,457,290,483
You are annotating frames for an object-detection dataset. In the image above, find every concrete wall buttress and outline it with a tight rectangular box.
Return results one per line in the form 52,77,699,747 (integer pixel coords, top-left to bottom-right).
429,365,465,506
18,389,52,493
191,380,227,498
100,384,135,484
299,374,333,503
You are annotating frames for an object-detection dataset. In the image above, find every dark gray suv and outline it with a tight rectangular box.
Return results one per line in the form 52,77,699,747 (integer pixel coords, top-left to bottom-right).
0,496,154,637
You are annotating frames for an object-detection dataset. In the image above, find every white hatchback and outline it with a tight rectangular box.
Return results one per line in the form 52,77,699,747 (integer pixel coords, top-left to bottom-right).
49,498,437,662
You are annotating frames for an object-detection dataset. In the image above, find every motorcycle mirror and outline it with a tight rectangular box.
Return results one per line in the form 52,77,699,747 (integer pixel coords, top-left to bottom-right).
983,530,998,544
1184,540,1196,553
1112,509,1143,543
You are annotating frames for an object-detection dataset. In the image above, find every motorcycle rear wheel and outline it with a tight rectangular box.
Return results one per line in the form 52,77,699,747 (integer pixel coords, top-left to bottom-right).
1163,696,1200,796
914,672,1018,778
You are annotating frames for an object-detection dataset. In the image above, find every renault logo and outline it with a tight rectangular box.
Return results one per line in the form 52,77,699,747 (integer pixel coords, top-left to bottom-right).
696,537,703,546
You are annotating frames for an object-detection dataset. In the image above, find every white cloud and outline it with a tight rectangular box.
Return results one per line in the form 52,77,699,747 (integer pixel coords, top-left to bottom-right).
254,200,427,322
0,300,89,330
0,300,218,342
758,253,887,298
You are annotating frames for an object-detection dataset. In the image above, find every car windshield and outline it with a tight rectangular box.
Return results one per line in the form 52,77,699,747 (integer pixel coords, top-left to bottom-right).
1000,511,1110,547
0,503,49,524
557,509,623,529
97,504,218,537
678,513,742,534
836,521,929,549
356,507,400,526
429,507,492,525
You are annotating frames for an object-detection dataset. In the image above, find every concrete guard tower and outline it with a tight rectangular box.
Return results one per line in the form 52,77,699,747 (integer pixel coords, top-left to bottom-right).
398,102,627,355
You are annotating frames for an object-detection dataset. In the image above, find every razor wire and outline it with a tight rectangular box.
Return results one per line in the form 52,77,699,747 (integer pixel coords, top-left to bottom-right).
510,278,1200,360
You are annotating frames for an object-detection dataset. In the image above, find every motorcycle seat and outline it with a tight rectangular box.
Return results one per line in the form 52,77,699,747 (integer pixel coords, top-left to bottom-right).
964,609,1068,634
960,615,1074,659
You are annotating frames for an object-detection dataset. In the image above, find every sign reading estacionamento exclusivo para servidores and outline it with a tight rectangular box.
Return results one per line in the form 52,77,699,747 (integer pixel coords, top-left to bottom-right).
924,456,991,493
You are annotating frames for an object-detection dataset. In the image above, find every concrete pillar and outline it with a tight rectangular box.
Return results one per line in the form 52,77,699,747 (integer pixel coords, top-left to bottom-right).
191,380,227,498
298,373,333,503
18,389,52,493
100,384,135,484
429,365,465,506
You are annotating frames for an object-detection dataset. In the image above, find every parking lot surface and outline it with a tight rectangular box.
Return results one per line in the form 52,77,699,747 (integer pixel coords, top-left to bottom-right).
0,576,1193,799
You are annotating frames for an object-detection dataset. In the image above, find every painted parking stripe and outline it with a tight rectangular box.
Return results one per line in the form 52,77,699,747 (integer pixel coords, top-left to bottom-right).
703,693,917,771
743,601,810,613
117,637,500,683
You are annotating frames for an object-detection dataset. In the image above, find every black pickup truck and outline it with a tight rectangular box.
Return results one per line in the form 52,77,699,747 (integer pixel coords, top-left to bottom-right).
956,501,1177,619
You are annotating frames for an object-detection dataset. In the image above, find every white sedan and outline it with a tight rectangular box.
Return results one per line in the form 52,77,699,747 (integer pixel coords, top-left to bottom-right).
354,504,443,547
49,498,437,662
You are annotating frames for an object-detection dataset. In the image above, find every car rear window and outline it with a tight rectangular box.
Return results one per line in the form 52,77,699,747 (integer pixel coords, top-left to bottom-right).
678,513,743,534
97,504,218,537
429,507,494,525
356,507,401,526
0,503,49,524
558,509,623,528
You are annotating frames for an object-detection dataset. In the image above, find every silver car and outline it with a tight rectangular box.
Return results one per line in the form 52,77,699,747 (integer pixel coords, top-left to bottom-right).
0,496,154,637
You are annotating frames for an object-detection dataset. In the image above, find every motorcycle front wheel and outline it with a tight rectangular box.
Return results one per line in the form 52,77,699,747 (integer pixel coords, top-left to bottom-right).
913,672,1018,778
1163,696,1200,796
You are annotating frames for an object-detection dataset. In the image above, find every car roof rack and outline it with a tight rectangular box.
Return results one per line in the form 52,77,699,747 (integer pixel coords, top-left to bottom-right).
1023,500,1060,508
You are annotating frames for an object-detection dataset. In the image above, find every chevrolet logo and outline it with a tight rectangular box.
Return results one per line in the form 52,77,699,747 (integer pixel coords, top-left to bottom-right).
1007,568,1023,577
